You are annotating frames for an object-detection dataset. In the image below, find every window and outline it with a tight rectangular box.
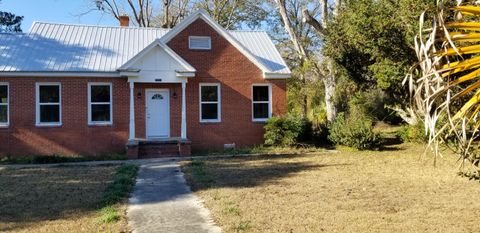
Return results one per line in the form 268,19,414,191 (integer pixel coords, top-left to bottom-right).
88,83,112,125
36,83,61,126
0,83,8,126
252,85,271,121
200,84,220,122
189,36,211,50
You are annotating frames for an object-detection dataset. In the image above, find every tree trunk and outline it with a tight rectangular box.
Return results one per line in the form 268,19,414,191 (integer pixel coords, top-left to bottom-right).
301,73,308,117
324,59,337,122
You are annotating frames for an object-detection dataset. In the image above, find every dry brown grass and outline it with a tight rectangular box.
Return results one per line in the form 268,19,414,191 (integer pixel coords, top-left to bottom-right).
0,166,129,233
181,143,480,233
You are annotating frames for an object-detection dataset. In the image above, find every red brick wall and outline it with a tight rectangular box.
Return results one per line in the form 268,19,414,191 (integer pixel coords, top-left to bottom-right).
167,19,287,151
0,18,288,156
0,77,129,157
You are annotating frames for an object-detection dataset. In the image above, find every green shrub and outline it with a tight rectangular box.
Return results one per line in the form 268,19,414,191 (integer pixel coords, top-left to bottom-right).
398,123,428,143
264,115,309,146
348,89,402,124
328,112,380,150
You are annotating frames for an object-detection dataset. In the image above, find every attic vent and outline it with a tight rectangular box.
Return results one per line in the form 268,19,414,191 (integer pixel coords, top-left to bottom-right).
189,36,211,50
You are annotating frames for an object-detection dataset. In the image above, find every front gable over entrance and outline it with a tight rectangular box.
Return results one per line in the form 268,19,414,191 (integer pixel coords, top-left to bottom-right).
119,40,196,83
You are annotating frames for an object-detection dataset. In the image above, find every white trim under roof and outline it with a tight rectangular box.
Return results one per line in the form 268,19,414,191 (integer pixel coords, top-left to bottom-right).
160,10,272,75
264,73,291,79
0,72,122,78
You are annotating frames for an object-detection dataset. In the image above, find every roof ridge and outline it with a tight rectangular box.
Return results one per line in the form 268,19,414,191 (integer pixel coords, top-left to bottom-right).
31,21,265,33
31,21,170,31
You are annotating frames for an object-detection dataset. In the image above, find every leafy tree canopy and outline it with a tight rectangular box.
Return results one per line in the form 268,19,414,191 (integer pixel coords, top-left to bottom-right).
0,0,23,32
324,0,434,105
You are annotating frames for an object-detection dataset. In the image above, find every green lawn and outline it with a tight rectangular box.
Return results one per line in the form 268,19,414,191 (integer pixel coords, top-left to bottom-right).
181,143,480,233
0,164,137,233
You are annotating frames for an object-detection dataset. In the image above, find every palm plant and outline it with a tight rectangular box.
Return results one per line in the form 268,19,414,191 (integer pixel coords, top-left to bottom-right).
409,0,480,173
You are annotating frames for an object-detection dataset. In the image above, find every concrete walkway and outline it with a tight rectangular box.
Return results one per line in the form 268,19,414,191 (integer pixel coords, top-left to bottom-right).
127,160,221,233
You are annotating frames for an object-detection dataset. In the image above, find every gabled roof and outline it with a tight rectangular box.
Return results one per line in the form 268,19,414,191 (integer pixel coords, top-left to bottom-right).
160,10,275,76
119,39,196,73
0,11,291,78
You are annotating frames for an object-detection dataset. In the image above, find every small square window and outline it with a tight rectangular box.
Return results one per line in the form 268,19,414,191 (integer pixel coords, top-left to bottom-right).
189,36,211,50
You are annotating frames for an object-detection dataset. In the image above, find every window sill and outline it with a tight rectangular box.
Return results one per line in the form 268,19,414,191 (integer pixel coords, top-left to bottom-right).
88,122,113,127
200,120,221,124
0,124,9,128
36,123,62,128
252,119,268,123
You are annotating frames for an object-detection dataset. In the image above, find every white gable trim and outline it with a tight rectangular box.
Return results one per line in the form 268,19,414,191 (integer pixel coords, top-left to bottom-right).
119,39,196,74
160,10,271,74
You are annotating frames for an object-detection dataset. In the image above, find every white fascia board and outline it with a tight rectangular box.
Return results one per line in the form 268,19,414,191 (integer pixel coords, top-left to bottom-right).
175,71,195,77
119,71,140,77
0,72,121,78
160,10,271,74
263,72,291,79
160,43,196,72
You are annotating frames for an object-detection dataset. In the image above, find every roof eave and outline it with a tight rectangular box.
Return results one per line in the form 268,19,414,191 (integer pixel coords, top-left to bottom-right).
0,71,121,78
263,72,291,79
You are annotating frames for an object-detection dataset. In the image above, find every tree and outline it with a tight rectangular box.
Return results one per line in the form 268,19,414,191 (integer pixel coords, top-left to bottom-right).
94,0,156,27
93,0,269,29
274,0,340,122
0,0,23,32
323,0,433,123
409,0,480,171
194,0,269,30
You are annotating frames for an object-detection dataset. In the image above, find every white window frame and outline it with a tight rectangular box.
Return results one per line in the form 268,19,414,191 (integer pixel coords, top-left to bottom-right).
252,84,272,122
0,83,9,127
36,82,62,127
88,83,113,125
199,83,221,123
189,36,212,50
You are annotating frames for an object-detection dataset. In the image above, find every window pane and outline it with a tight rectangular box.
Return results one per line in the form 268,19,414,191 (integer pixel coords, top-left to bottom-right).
253,103,269,119
253,86,269,101
91,104,111,122
91,85,110,103
201,103,218,120
0,105,7,123
201,86,218,102
40,105,60,123
39,85,59,103
0,85,7,104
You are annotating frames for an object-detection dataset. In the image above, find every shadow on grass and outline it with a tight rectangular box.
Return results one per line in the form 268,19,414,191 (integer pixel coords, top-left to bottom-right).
0,165,125,232
182,154,351,191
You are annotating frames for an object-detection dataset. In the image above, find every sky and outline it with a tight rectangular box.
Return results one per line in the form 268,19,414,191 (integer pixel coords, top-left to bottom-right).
0,0,119,32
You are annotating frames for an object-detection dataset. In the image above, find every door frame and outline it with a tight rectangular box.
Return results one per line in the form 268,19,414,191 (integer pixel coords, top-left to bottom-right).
145,88,170,139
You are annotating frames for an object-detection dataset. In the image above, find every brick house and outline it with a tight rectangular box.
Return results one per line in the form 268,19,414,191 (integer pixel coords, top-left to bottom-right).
0,10,291,158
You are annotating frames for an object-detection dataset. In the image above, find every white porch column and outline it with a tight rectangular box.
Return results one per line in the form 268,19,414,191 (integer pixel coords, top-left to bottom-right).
128,81,135,140
181,80,187,139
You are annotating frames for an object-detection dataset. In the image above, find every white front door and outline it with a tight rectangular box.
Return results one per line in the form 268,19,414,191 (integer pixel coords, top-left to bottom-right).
146,89,170,138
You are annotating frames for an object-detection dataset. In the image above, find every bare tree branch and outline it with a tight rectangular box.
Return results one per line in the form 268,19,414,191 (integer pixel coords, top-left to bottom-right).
274,0,307,58
302,8,326,37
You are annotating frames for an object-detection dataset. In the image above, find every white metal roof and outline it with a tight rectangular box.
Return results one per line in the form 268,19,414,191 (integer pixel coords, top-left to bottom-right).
0,21,290,75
